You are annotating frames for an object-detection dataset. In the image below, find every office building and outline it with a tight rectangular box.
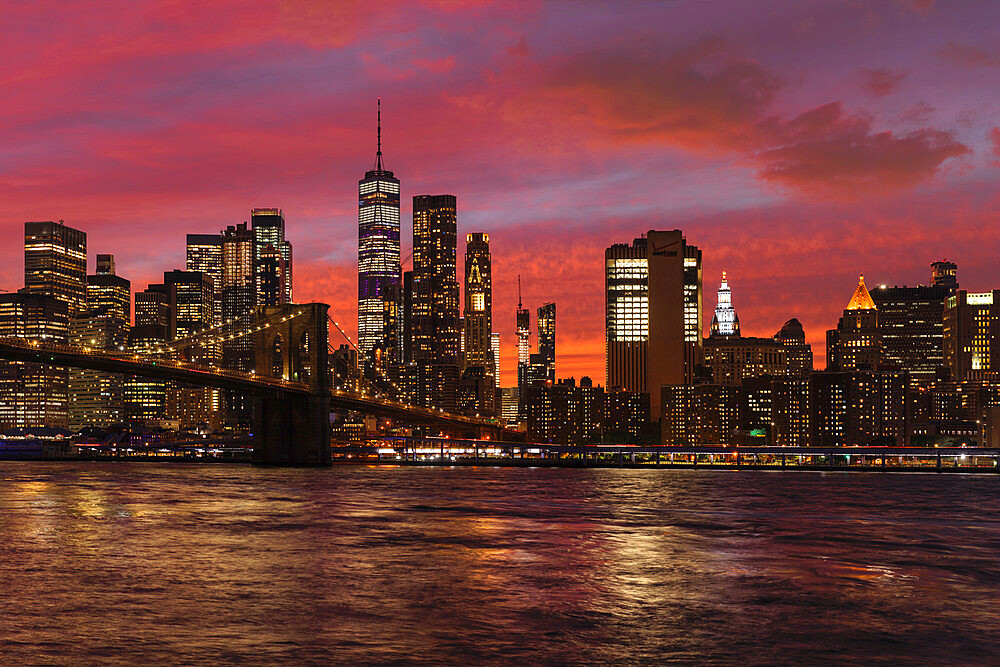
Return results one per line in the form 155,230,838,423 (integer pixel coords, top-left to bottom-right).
774,318,814,377
85,254,131,324
932,260,958,290
826,274,881,371
24,221,87,316
703,336,787,385
605,230,701,422
358,100,401,361
186,233,223,326
491,333,501,384
411,194,460,411
537,302,556,382
872,277,953,387
69,255,131,430
516,280,530,417
163,270,219,428
251,208,292,306
709,271,739,338
943,290,1000,382
125,284,170,422
0,293,69,428
462,233,494,415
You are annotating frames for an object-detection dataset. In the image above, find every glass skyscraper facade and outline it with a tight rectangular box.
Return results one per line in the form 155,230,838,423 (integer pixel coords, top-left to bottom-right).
24,220,87,316
358,101,401,362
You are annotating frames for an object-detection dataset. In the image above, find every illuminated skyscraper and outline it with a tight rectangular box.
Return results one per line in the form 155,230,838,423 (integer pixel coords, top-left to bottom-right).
710,271,739,338
126,284,169,421
412,194,460,410
872,262,956,387
24,220,87,316
516,277,530,418
216,222,256,369
358,99,401,362
0,293,69,428
606,230,701,422
463,233,493,371
826,275,881,372
163,270,220,428
491,332,501,385
943,289,1000,382
70,254,131,429
537,302,555,382
186,234,223,325
86,254,131,324
251,208,292,306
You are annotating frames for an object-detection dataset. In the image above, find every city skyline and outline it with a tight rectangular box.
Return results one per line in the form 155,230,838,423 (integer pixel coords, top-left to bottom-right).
3,2,1000,384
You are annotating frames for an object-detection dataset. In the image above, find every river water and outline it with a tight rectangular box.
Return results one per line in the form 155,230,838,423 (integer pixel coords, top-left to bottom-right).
0,463,997,665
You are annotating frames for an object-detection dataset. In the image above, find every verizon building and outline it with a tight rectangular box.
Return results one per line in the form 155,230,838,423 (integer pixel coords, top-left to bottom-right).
605,230,702,422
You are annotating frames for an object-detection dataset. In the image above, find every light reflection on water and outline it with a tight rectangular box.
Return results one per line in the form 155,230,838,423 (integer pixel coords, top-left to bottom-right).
0,463,998,664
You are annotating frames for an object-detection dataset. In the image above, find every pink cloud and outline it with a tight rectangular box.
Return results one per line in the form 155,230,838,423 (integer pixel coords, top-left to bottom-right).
859,67,906,96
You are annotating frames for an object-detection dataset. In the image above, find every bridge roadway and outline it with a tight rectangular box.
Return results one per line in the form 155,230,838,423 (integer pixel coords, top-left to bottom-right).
0,337,508,436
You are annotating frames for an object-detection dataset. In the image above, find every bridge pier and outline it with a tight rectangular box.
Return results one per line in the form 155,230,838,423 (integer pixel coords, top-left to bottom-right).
253,390,331,466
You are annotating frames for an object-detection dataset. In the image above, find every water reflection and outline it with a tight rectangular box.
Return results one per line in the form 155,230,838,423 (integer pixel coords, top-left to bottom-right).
0,464,997,664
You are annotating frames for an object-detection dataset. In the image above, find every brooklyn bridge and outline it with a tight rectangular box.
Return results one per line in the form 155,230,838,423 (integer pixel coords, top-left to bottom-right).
0,302,515,465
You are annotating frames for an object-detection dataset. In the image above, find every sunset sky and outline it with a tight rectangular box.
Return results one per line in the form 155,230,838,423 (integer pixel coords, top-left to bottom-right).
2,0,999,382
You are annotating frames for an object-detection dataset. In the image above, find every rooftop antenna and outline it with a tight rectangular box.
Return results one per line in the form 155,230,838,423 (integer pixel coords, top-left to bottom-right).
518,275,522,309
375,97,383,171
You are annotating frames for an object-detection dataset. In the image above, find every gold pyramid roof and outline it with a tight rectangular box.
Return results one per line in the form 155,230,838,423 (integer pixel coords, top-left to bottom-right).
845,274,877,310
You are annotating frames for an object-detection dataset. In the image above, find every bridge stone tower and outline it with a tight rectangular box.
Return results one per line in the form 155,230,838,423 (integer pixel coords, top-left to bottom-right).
251,303,331,466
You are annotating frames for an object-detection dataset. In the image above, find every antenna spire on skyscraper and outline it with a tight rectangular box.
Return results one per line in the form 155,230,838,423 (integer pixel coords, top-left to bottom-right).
375,97,383,171
518,274,522,309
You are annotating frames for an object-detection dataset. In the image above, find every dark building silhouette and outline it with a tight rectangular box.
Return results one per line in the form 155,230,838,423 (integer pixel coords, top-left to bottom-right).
774,318,814,377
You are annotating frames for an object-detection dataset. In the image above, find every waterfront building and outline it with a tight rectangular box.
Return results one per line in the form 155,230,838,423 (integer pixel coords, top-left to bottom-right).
826,275,881,371
525,377,603,445
605,230,702,421
808,370,907,447
499,386,520,425
943,289,1000,382
0,292,69,429
709,272,739,338
251,208,292,306
773,318,814,377
537,302,555,382
603,388,651,443
661,383,740,445
358,100,401,362
771,376,811,447
411,194,460,411
24,221,87,317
